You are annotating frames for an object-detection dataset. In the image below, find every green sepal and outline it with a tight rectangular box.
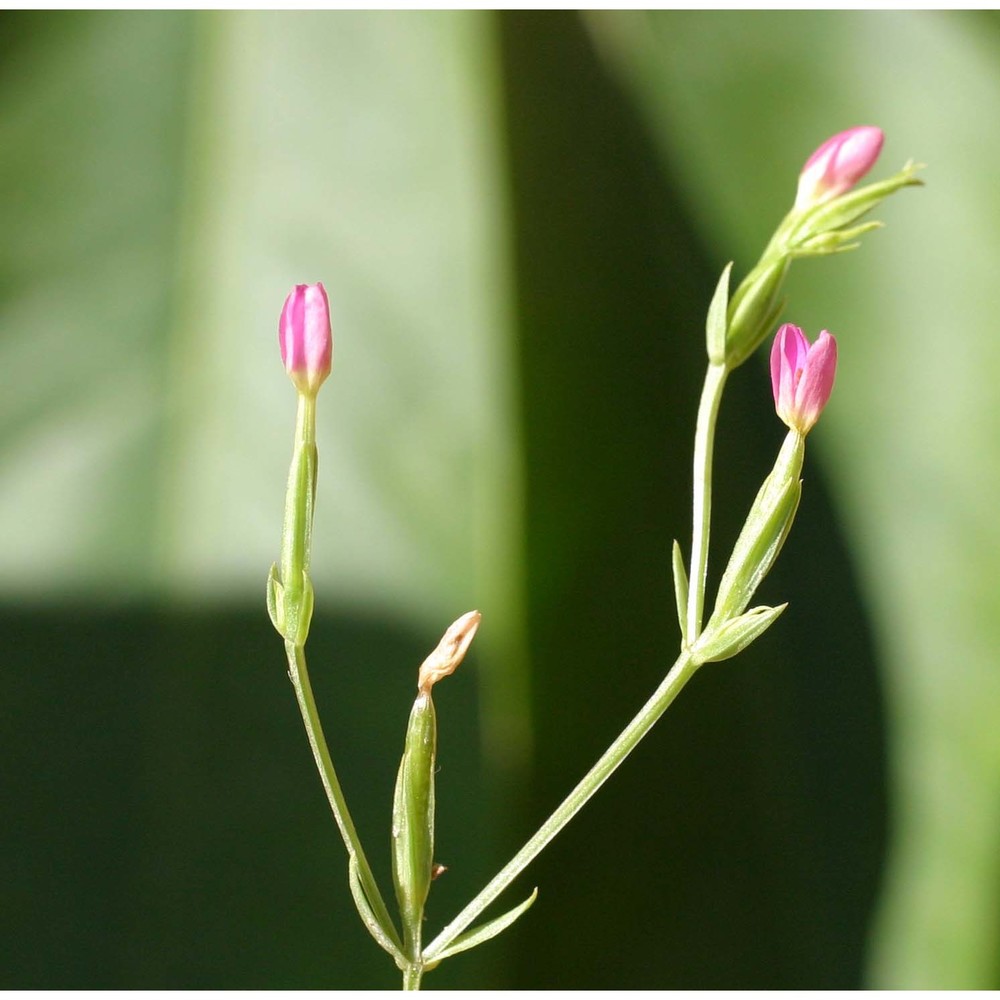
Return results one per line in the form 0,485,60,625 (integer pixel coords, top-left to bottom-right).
348,855,405,966
267,565,315,646
693,603,787,665
725,256,789,370
671,540,689,646
794,161,924,241
705,262,733,365
266,563,284,636
392,690,437,958
709,433,804,625
426,887,539,967
292,570,315,646
726,291,787,370
790,220,884,258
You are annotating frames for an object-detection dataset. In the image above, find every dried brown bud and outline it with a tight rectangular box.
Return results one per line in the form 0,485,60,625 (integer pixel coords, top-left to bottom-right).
417,610,481,693
431,863,448,881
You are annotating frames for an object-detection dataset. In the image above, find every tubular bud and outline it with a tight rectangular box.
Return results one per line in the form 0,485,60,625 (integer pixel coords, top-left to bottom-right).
279,282,333,397
795,126,884,211
770,325,838,435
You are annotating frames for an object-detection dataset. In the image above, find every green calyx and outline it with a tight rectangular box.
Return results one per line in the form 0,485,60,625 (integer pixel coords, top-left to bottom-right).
392,690,438,962
267,392,319,647
693,431,804,663
791,160,924,243
724,256,790,370
266,563,315,646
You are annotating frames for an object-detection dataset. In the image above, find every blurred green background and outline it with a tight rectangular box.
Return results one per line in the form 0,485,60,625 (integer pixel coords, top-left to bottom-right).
2,9,998,989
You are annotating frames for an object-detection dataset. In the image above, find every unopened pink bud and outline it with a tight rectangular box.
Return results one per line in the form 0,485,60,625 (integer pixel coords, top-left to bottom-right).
795,126,884,211
770,324,837,435
279,283,333,396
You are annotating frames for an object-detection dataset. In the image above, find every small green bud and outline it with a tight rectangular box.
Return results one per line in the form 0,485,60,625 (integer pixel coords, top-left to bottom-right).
724,257,790,369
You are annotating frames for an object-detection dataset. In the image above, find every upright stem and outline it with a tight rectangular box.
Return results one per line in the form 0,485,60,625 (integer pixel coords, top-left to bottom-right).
402,964,424,990
285,640,403,954
423,650,699,962
686,362,729,642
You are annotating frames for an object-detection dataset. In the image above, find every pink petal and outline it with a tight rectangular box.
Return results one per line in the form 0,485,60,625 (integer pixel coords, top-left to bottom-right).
794,331,838,432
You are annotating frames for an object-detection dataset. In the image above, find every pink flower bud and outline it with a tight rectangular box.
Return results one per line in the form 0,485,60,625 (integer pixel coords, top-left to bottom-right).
770,324,837,435
795,126,884,211
279,283,333,396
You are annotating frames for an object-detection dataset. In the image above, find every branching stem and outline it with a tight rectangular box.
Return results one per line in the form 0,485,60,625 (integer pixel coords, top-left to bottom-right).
686,362,729,642
423,650,699,962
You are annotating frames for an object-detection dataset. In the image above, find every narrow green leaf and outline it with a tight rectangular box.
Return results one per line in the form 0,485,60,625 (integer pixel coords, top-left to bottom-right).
265,562,283,636
705,261,733,365
348,855,405,964
694,603,787,664
428,887,539,965
671,540,689,645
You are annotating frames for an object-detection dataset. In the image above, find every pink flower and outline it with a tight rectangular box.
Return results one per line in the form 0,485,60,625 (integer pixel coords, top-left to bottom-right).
795,126,884,211
279,283,333,396
770,324,838,434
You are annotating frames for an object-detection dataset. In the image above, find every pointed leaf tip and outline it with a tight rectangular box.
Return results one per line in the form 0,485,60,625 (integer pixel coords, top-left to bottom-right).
427,887,539,964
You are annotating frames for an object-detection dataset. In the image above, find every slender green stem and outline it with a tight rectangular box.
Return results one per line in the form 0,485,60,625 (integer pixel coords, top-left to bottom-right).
423,650,699,962
402,964,424,990
686,362,729,643
285,640,403,954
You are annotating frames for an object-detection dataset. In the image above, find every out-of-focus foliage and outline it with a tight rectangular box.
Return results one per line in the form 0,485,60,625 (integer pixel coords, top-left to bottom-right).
591,12,1000,986
0,10,997,989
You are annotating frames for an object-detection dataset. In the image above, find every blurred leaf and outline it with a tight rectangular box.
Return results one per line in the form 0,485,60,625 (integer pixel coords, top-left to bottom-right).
591,10,1000,988
498,11,882,989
